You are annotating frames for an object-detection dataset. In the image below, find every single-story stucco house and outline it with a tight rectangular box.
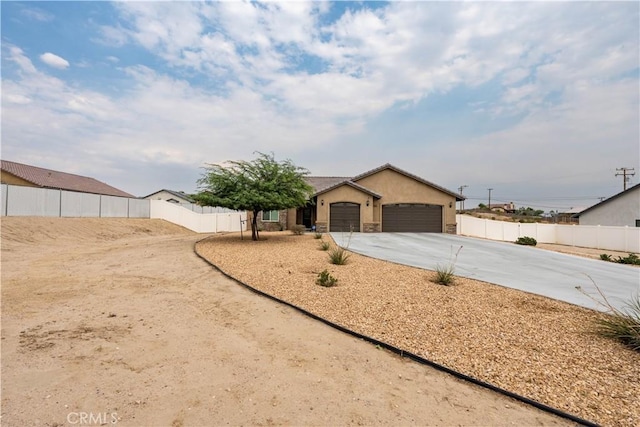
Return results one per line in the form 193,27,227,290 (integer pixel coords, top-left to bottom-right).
256,163,464,234
575,183,640,227
143,189,195,204
0,159,133,197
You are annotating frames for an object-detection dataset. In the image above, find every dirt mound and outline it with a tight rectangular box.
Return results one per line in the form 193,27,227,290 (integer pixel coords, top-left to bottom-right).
1,217,194,245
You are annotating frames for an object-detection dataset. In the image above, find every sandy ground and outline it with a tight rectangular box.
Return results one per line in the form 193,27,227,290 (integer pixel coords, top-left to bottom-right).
196,231,640,427
536,243,637,261
0,217,572,427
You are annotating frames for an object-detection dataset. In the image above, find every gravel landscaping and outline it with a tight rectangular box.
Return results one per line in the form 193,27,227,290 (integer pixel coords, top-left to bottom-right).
196,231,640,427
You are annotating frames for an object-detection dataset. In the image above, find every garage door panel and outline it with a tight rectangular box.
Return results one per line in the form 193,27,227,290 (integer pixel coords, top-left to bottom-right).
383,204,442,232
330,202,360,232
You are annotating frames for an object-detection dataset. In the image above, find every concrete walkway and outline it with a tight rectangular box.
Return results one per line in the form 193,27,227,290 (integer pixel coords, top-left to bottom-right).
331,232,640,312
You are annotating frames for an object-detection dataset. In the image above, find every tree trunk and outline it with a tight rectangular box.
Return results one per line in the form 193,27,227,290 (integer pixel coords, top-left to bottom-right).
251,209,259,241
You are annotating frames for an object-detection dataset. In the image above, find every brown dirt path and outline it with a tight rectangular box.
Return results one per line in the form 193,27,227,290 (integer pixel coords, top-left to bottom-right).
1,217,569,426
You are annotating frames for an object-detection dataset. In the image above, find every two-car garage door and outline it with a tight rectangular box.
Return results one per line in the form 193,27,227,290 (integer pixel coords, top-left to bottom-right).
329,202,443,232
382,204,442,232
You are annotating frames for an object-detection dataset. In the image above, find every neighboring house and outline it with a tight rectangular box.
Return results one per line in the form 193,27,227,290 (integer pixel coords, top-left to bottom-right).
143,189,194,204
1,159,133,197
555,207,584,224
256,163,463,234
489,202,516,213
575,184,640,227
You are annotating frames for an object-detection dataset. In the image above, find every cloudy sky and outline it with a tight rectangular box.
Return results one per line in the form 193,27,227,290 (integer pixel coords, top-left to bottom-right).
2,1,638,210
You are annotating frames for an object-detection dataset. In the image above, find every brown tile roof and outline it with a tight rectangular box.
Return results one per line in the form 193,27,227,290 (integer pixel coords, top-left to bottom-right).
1,160,134,198
305,176,352,193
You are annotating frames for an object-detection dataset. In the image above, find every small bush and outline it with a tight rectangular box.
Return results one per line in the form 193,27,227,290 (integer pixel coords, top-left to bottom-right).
596,296,640,351
314,232,323,239
328,247,350,265
431,245,463,286
316,269,338,287
599,253,640,265
290,224,306,235
433,263,455,286
515,236,537,246
577,280,639,351
617,253,640,265
319,240,330,251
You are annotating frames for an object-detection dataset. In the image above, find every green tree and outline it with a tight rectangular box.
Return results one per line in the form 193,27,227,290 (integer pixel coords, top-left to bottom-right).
516,207,544,217
194,152,314,241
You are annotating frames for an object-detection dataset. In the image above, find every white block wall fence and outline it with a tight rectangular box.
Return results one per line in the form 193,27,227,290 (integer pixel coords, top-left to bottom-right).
1,184,245,234
456,214,640,253
149,199,246,233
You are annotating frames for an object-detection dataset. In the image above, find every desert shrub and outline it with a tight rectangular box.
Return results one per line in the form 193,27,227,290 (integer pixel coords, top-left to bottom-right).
290,224,306,235
596,295,640,351
433,263,455,286
314,232,323,239
316,269,338,287
431,245,463,286
319,240,330,251
328,247,350,265
617,253,640,265
515,236,537,246
599,253,640,265
577,281,639,352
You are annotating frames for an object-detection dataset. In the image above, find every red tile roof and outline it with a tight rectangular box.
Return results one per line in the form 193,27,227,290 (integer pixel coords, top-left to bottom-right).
1,160,134,198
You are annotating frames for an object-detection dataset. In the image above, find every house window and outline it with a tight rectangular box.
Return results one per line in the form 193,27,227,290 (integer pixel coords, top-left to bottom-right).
636,219,640,227
262,210,279,222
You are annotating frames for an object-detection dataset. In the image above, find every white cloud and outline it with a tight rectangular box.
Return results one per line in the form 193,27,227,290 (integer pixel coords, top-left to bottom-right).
20,6,54,22
40,52,70,69
2,1,637,199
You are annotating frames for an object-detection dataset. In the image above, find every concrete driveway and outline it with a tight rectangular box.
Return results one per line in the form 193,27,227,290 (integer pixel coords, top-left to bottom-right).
331,232,640,312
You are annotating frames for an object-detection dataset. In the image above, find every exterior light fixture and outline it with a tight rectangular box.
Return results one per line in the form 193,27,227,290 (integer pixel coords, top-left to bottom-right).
366,198,370,207
321,199,324,206
449,202,453,208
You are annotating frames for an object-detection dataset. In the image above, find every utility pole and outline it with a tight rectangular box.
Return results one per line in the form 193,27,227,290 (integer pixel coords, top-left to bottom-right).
487,188,493,210
458,185,468,210
615,167,635,191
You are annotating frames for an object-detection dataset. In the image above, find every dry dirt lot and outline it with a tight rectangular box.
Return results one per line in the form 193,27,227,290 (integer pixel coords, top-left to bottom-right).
1,217,575,427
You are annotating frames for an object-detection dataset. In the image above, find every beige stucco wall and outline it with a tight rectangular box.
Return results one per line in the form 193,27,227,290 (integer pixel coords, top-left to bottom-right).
313,168,457,232
286,208,298,229
0,172,36,187
355,169,457,231
316,185,375,231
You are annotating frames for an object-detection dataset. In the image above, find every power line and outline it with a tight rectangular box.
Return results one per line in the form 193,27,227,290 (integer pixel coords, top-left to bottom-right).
615,167,635,191
458,185,468,210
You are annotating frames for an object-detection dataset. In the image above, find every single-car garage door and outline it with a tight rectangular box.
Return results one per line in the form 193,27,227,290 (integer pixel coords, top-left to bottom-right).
330,202,360,232
382,204,442,232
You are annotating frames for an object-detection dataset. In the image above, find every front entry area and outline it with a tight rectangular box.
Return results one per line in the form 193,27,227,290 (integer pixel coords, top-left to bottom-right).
329,202,360,232
382,204,442,232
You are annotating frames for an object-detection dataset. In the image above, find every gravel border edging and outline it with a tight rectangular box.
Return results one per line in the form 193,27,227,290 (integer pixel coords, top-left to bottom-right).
193,236,599,427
